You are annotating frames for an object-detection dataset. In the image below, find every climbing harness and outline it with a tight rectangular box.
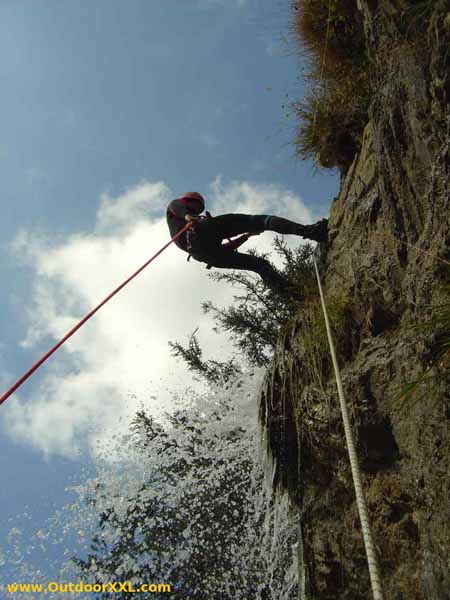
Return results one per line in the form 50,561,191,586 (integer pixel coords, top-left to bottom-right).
0,222,192,407
185,211,252,270
313,255,384,600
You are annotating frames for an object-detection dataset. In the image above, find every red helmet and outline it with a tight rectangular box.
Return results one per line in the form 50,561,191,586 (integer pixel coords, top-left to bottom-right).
179,192,205,213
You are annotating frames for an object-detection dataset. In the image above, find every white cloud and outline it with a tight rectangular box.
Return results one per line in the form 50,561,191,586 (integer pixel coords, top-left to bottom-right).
2,179,312,458
209,176,314,229
96,181,171,233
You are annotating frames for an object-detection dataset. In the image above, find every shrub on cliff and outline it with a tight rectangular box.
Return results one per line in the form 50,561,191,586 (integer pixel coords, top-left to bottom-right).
170,240,316,374
290,0,370,172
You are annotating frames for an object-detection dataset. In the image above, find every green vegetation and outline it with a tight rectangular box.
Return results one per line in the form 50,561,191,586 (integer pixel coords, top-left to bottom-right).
170,240,316,375
294,292,349,387
169,329,242,384
290,0,370,171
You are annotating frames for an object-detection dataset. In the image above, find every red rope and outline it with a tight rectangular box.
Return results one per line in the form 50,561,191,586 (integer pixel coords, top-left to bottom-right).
0,223,192,407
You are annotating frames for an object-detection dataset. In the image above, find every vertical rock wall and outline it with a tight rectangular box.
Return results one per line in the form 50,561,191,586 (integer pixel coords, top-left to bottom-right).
261,2,450,598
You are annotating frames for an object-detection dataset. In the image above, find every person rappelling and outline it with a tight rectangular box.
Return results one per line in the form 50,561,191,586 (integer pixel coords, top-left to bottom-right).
166,192,328,293
0,191,328,407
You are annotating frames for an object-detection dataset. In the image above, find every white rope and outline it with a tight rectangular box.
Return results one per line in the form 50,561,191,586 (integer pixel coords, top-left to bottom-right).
298,2,383,595
312,255,384,600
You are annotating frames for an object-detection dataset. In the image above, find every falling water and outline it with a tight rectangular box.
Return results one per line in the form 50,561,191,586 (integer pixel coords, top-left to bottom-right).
0,370,300,599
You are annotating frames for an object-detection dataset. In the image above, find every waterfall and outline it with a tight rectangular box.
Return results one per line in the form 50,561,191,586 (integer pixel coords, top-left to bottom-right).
1,370,300,599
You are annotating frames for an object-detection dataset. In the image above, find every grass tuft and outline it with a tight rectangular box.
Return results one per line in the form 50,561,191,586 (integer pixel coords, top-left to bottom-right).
290,0,370,171
293,0,366,71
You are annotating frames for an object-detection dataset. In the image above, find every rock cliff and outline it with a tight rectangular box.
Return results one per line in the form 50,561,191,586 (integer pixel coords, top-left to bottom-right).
261,2,450,598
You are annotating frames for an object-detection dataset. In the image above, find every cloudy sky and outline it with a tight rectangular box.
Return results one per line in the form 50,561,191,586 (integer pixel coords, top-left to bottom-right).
0,0,338,569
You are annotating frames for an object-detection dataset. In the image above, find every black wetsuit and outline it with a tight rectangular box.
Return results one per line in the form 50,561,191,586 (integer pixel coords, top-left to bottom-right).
166,198,326,292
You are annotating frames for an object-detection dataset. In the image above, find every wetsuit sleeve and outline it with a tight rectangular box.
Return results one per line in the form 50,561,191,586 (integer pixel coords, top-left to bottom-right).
167,198,190,220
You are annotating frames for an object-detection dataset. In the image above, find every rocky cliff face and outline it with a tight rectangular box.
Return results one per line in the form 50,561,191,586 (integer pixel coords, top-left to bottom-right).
261,2,450,598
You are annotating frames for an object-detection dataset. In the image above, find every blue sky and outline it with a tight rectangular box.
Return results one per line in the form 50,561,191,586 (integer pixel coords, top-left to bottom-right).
0,0,338,584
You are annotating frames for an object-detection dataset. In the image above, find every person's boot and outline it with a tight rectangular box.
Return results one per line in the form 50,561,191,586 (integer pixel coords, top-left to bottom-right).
264,216,328,243
263,215,303,235
299,218,328,243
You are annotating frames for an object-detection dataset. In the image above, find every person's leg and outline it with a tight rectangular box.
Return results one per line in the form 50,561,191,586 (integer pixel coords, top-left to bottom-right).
194,248,290,293
197,213,328,243
195,214,267,240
